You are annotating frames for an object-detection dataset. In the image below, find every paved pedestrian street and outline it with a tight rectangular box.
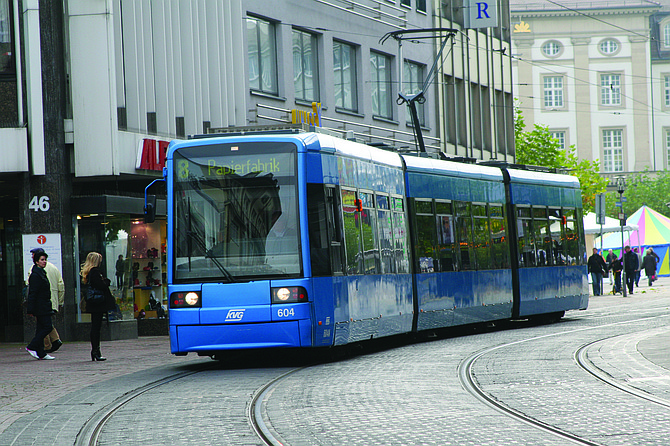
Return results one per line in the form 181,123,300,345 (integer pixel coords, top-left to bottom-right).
1,278,669,446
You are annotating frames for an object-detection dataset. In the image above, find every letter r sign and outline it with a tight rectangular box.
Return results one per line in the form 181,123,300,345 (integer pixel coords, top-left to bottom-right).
464,0,498,29
477,2,490,19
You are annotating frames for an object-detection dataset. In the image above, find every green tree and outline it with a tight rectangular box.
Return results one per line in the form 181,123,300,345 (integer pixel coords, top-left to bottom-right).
616,169,670,219
514,107,608,213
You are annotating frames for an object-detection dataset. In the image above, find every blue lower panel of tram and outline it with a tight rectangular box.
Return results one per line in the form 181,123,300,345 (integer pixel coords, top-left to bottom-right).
517,265,588,317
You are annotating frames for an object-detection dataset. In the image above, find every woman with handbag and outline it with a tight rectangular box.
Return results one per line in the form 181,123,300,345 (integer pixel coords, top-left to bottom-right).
80,252,116,361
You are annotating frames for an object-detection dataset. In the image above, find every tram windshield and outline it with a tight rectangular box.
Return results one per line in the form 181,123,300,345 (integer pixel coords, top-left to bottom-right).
172,141,300,282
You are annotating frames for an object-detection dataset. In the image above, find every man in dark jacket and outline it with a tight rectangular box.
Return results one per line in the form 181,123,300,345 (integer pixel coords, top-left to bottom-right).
623,245,639,295
587,248,608,296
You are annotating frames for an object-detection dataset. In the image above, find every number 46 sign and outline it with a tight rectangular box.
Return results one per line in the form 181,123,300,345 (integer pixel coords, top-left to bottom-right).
28,195,50,212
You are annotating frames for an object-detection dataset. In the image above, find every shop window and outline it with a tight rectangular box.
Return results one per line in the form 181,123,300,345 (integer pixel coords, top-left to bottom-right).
76,215,167,323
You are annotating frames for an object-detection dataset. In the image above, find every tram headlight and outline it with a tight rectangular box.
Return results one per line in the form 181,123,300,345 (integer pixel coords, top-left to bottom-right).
170,291,202,308
271,286,308,304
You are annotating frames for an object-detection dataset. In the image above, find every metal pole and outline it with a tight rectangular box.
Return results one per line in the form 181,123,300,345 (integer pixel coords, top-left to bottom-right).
620,191,627,297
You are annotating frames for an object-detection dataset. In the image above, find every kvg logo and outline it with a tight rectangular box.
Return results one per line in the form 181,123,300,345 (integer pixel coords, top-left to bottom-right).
225,309,245,322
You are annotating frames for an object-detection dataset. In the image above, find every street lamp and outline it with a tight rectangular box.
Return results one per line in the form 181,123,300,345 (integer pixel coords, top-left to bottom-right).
616,176,627,297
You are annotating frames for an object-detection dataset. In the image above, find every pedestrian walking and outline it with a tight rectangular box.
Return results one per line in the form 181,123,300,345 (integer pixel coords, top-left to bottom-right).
80,252,116,361
610,256,623,294
29,248,65,353
634,247,643,287
587,248,607,296
25,250,55,360
642,247,660,286
606,249,616,285
623,245,638,295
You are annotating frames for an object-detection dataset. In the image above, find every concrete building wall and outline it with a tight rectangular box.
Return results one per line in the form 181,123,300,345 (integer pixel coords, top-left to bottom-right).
0,0,516,341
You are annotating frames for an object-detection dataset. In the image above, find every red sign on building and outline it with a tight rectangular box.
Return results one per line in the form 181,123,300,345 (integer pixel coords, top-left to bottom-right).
136,138,170,171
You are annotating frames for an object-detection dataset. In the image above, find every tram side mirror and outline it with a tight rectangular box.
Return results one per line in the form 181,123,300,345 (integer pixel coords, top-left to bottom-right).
145,195,157,223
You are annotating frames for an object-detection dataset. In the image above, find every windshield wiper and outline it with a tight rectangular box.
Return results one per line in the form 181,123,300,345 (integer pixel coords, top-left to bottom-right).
186,230,237,283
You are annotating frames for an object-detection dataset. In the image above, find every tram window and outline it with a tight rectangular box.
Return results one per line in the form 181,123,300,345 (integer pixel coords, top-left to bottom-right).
473,218,491,270
436,214,456,272
360,192,379,274
532,206,551,267
516,206,535,267
378,207,395,274
490,206,503,219
341,189,363,275
435,201,452,215
392,197,410,273
548,208,563,266
307,184,332,276
489,205,508,269
455,201,470,216
415,199,432,214
454,202,473,270
563,208,580,265
416,214,436,273
360,191,374,208
392,197,404,212
377,195,390,210
575,208,586,265
472,204,487,217
517,207,531,219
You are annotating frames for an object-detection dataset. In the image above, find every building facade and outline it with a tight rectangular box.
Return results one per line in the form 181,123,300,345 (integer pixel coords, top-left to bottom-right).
0,0,513,342
511,0,670,180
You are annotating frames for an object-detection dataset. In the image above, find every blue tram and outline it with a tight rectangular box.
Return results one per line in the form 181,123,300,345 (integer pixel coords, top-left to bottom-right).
160,131,588,356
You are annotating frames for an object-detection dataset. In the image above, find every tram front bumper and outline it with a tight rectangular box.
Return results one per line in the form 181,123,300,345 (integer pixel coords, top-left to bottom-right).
170,319,313,354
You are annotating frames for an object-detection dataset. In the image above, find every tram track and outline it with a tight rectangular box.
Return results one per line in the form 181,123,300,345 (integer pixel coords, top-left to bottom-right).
458,314,670,446
248,367,308,446
74,359,307,446
74,363,216,446
575,339,670,410
459,347,604,446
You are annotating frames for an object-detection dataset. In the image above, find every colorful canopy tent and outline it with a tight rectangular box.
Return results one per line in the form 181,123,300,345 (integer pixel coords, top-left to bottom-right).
583,212,638,235
595,205,670,276
584,212,638,257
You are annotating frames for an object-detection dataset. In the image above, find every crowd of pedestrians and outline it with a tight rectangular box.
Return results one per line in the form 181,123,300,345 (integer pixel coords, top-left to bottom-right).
588,246,660,296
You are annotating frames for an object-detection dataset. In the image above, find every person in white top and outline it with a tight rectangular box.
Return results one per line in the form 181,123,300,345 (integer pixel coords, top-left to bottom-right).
28,248,65,353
